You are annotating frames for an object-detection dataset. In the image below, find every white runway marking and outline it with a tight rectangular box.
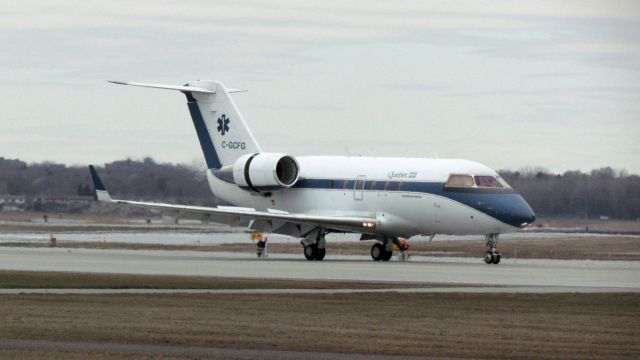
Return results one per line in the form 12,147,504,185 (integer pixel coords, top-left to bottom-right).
0,247,638,292
1,286,638,295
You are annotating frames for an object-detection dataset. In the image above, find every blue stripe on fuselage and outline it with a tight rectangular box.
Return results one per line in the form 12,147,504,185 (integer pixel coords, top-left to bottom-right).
184,92,222,169
209,174,535,227
291,178,534,227
440,188,535,228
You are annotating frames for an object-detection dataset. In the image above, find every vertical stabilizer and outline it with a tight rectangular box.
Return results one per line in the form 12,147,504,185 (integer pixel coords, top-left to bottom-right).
109,80,261,170
183,80,261,169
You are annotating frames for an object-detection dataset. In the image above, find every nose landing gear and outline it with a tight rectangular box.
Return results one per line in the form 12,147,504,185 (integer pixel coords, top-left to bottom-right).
484,234,501,264
484,251,501,264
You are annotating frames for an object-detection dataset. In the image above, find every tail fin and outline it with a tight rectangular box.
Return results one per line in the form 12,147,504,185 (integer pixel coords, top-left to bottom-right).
109,80,261,169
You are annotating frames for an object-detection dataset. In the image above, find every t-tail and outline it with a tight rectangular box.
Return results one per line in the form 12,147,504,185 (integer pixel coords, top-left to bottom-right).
108,80,261,169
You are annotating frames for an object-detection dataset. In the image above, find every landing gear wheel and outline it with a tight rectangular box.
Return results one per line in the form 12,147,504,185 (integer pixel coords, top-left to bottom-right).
314,247,326,261
371,243,383,261
484,251,501,264
484,251,493,264
484,234,501,265
304,244,316,261
381,249,393,261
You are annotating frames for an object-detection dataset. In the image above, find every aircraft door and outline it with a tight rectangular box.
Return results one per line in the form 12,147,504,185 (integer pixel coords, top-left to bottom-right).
354,175,366,201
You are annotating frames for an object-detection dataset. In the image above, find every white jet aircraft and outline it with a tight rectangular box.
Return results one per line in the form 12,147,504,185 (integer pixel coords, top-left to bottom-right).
90,80,535,264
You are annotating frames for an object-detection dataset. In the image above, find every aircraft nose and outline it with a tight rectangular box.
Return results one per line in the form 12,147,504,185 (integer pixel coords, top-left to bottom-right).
513,196,536,228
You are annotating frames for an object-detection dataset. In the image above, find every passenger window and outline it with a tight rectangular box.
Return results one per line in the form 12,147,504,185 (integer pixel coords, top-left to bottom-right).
446,174,474,187
355,179,365,190
343,180,353,190
383,181,391,191
369,181,376,190
397,182,404,191
474,176,503,188
328,179,334,189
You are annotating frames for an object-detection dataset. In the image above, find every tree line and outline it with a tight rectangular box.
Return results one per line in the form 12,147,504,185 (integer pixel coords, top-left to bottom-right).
1,157,638,219
499,167,640,220
0,157,218,207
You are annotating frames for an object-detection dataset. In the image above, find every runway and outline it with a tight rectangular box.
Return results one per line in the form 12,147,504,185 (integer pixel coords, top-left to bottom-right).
1,247,639,292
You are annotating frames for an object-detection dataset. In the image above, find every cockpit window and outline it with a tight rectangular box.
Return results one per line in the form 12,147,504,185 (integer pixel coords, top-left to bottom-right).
445,174,513,191
445,174,474,187
496,176,512,189
474,175,503,188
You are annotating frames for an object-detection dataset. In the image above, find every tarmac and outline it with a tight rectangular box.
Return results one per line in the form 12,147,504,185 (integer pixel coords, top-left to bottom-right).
0,247,639,292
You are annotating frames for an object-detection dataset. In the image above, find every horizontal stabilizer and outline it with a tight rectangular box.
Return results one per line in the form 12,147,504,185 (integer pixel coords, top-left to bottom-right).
226,88,248,93
108,81,214,94
108,81,247,94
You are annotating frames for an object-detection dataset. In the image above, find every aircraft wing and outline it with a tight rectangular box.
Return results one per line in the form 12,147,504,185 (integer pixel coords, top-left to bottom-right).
89,166,378,236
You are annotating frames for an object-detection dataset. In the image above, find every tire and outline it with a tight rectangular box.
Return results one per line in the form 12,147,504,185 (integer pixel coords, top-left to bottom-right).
304,245,316,261
484,252,493,264
381,249,393,261
314,247,326,261
493,254,501,264
371,243,383,261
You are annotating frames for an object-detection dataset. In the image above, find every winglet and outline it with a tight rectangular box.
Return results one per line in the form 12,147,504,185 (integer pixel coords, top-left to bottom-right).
89,165,112,202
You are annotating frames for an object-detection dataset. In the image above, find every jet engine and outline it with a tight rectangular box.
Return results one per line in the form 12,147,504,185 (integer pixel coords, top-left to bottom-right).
232,153,300,192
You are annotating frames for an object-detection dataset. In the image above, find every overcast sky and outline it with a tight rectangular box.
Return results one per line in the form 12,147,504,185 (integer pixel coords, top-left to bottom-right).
1,1,639,174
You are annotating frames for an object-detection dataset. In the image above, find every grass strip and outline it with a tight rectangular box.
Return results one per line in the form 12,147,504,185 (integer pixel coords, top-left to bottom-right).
0,270,446,290
0,292,638,359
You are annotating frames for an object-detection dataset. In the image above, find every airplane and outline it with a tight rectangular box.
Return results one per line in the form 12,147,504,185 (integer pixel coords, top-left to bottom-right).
89,79,536,264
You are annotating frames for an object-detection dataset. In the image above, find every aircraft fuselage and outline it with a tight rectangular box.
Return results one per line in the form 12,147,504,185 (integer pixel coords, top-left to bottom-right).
208,156,535,238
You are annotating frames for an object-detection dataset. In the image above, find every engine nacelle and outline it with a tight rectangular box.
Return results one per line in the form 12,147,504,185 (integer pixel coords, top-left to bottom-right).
232,153,300,192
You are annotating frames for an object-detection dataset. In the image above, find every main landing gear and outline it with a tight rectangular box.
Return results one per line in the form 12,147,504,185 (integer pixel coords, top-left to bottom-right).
371,237,408,261
370,242,392,261
300,231,410,262
301,229,326,261
484,233,501,264
303,243,326,261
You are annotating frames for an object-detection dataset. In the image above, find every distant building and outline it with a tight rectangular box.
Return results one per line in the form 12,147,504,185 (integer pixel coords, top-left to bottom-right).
0,195,27,211
0,195,95,213
29,195,93,213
